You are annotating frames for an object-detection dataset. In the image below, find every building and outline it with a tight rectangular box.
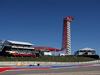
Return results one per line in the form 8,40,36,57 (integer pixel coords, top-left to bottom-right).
75,48,96,55
74,48,99,59
0,40,36,57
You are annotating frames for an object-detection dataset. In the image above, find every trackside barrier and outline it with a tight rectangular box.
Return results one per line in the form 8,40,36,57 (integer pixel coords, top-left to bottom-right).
0,60,100,66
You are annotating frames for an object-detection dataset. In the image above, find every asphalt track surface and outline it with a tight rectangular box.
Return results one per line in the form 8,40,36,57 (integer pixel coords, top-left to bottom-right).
0,65,100,75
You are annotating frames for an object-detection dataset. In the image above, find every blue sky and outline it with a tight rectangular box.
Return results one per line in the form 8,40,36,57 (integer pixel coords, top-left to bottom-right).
0,0,100,55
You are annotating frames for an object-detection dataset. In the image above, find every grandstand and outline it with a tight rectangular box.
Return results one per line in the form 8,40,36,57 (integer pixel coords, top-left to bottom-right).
0,40,36,57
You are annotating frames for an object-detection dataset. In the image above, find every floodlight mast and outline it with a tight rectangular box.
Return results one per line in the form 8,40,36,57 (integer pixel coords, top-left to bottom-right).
61,16,74,54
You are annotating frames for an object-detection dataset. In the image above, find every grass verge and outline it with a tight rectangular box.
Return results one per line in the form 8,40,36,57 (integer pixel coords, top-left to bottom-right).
0,56,96,62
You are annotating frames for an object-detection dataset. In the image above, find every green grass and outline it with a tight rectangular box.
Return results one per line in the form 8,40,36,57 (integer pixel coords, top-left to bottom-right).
0,56,96,62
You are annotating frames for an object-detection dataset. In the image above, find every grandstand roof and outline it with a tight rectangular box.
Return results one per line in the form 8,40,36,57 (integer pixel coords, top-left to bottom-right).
6,40,33,46
79,47,95,51
35,47,65,52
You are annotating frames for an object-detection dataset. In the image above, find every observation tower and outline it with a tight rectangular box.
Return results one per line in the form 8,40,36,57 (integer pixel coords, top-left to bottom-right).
35,16,74,55
61,17,74,54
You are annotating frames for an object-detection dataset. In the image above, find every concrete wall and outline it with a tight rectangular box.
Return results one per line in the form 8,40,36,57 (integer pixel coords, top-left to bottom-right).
0,60,100,66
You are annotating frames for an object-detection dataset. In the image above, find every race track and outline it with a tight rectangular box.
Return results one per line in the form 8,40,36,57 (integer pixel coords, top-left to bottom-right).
0,64,100,75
